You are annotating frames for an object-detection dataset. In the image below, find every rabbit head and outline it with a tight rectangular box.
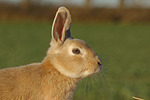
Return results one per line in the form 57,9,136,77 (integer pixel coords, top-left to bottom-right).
47,7,102,79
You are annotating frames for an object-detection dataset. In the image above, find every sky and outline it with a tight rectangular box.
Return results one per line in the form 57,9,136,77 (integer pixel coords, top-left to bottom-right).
0,0,150,8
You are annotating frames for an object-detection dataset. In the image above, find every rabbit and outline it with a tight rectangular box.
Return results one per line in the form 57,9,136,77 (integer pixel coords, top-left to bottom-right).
0,7,103,100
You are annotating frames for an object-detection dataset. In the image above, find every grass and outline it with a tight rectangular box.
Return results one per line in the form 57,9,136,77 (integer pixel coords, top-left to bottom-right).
0,21,150,100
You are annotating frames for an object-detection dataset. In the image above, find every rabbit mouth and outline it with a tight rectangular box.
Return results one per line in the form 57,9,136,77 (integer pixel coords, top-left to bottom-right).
84,67,101,77
92,67,101,75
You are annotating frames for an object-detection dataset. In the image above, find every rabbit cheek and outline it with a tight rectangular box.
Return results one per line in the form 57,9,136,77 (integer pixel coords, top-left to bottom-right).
82,61,100,78
52,55,84,78
82,67,94,78
66,57,85,78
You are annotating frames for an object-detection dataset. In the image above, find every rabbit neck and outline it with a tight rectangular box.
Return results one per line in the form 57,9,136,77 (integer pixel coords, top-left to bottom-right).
42,57,80,100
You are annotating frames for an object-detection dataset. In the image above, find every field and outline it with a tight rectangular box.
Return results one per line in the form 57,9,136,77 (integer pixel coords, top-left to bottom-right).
0,21,150,100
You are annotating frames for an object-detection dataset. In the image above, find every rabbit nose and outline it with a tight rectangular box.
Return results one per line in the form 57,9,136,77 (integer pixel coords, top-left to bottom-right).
97,57,103,70
97,61,103,70
98,61,102,66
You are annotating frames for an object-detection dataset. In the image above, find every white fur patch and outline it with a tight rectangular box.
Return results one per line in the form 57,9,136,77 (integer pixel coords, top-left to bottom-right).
82,70,90,78
53,62,82,78
68,46,84,56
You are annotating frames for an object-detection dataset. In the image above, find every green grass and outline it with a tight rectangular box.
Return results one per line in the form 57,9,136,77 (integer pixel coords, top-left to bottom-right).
0,21,150,100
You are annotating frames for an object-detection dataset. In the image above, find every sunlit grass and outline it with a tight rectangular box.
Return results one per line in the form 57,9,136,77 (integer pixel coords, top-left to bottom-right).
0,21,149,100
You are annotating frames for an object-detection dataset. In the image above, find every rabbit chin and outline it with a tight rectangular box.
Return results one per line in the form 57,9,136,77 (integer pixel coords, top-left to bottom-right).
56,66,101,79
54,65,84,79
81,68,100,78
52,64,95,79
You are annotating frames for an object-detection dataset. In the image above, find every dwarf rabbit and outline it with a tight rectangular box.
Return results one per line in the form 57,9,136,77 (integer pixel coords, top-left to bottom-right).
0,7,102,100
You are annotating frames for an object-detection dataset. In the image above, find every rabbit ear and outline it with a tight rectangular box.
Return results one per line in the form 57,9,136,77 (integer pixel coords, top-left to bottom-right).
51,7,71,46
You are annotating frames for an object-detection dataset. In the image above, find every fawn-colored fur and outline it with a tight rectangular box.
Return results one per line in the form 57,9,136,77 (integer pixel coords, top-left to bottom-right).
0,60,79,100
0,7,102,100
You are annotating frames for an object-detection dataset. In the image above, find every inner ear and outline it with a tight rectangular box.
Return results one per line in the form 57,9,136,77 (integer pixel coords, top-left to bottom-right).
53,12,67,42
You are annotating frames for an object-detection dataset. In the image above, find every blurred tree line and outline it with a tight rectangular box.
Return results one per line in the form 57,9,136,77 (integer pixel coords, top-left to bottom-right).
22,0,92,9
0,0,150,23
21,0,41,10
21,0,147,9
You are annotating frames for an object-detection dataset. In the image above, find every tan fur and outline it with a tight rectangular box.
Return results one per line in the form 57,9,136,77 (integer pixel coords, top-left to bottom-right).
0,61,79,100
0,7,102,100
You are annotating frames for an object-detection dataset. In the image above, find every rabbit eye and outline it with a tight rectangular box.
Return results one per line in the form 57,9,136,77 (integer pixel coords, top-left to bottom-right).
72,48,80,54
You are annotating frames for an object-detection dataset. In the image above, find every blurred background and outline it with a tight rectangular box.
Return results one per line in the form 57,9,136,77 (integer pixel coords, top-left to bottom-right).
1,0,150,22
0,0,150,100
